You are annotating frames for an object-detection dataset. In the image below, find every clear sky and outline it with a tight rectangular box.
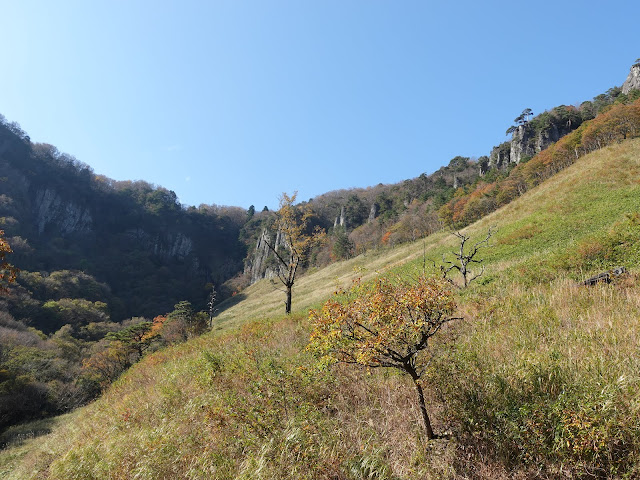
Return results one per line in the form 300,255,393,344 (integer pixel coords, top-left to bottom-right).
1,1,639,210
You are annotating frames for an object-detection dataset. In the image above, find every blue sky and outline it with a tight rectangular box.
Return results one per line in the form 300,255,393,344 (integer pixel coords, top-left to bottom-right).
1,1,639,210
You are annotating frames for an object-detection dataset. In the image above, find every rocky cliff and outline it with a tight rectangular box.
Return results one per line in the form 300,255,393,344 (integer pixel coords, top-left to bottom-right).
622,63,640,94
490,107,581,168
34,188,93,235
244,228,286,284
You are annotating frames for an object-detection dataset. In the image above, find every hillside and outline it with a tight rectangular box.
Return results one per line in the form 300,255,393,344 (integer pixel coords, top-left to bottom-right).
2,137,639,478
0,118,248,321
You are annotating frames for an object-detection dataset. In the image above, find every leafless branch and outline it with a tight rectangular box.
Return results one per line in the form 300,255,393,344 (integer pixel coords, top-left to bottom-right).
438,227,495,288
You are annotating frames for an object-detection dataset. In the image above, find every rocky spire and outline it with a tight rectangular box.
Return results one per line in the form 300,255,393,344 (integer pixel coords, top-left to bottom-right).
339,206,346,228
368,203,377,223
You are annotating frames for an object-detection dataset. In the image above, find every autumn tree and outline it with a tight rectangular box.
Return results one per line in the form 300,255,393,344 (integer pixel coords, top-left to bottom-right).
106,320,154,359
308,275,460,440
81,341,130,392
263,192,325,314
0,230,18,293
163,300,208,341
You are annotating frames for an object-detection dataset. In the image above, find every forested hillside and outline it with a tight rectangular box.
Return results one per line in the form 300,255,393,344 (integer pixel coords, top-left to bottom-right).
0,117,248,321
241,72,640,286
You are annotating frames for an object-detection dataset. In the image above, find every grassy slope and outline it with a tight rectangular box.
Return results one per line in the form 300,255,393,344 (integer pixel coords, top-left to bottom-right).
2,139,639,479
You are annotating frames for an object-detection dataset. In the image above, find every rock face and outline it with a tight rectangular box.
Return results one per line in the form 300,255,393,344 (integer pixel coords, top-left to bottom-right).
490,120,577,168
489,143,511,169
368,204,377,223
509,125,535,165
244,228,286,284
333,206,347,228
126,228,194,261
153,232,193,260
622,64,640,94
34,188,93,235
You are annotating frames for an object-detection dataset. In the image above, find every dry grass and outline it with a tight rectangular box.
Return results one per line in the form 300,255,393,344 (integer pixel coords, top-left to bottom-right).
214,231,451,330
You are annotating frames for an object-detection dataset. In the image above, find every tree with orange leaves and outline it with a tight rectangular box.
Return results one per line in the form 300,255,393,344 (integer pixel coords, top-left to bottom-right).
262,192,325,314
0,230,18,293
308,274,460,440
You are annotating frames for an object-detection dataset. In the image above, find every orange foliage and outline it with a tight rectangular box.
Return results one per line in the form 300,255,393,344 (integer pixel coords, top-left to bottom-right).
308,274,459,439
81,344,129,388
143,315,167,341
0,230,18,293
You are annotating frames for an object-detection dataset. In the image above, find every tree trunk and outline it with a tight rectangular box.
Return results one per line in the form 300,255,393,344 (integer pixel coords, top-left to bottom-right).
285,284,292,314
413,378,435,440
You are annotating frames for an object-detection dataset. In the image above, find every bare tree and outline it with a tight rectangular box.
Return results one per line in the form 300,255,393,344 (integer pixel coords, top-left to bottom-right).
207,284,217,328
439,227,494,288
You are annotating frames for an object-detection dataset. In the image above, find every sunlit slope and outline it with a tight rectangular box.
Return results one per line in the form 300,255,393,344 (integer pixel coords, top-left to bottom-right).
217,137,640,326
2,138,639,479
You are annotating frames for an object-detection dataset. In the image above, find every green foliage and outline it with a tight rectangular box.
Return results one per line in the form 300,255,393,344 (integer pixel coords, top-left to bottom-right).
0,321,88,431
447,156,470,172
105,321,153,358
332,228,354,260
375,192,396,221
345,195,369,226
555,212,640,274
42,298,109,332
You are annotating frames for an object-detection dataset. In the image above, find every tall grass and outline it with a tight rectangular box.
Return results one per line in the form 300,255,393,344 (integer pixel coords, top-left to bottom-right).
434,277,640,477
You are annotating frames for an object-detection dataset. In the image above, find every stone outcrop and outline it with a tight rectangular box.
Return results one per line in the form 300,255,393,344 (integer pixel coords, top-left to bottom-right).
34,188,93,235
153,232,193,260
509,126,535,164
489,143,511,169
490,119,577,168
580,266,627,286
126,228,194,261
244,228,286,284
622,64,640,94
367,204,377,223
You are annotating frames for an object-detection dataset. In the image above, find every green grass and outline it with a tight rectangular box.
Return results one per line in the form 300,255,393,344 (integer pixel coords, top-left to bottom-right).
2,138,640,479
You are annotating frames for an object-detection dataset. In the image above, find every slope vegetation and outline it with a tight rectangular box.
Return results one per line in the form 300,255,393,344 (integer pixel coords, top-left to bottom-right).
2,138,640,478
